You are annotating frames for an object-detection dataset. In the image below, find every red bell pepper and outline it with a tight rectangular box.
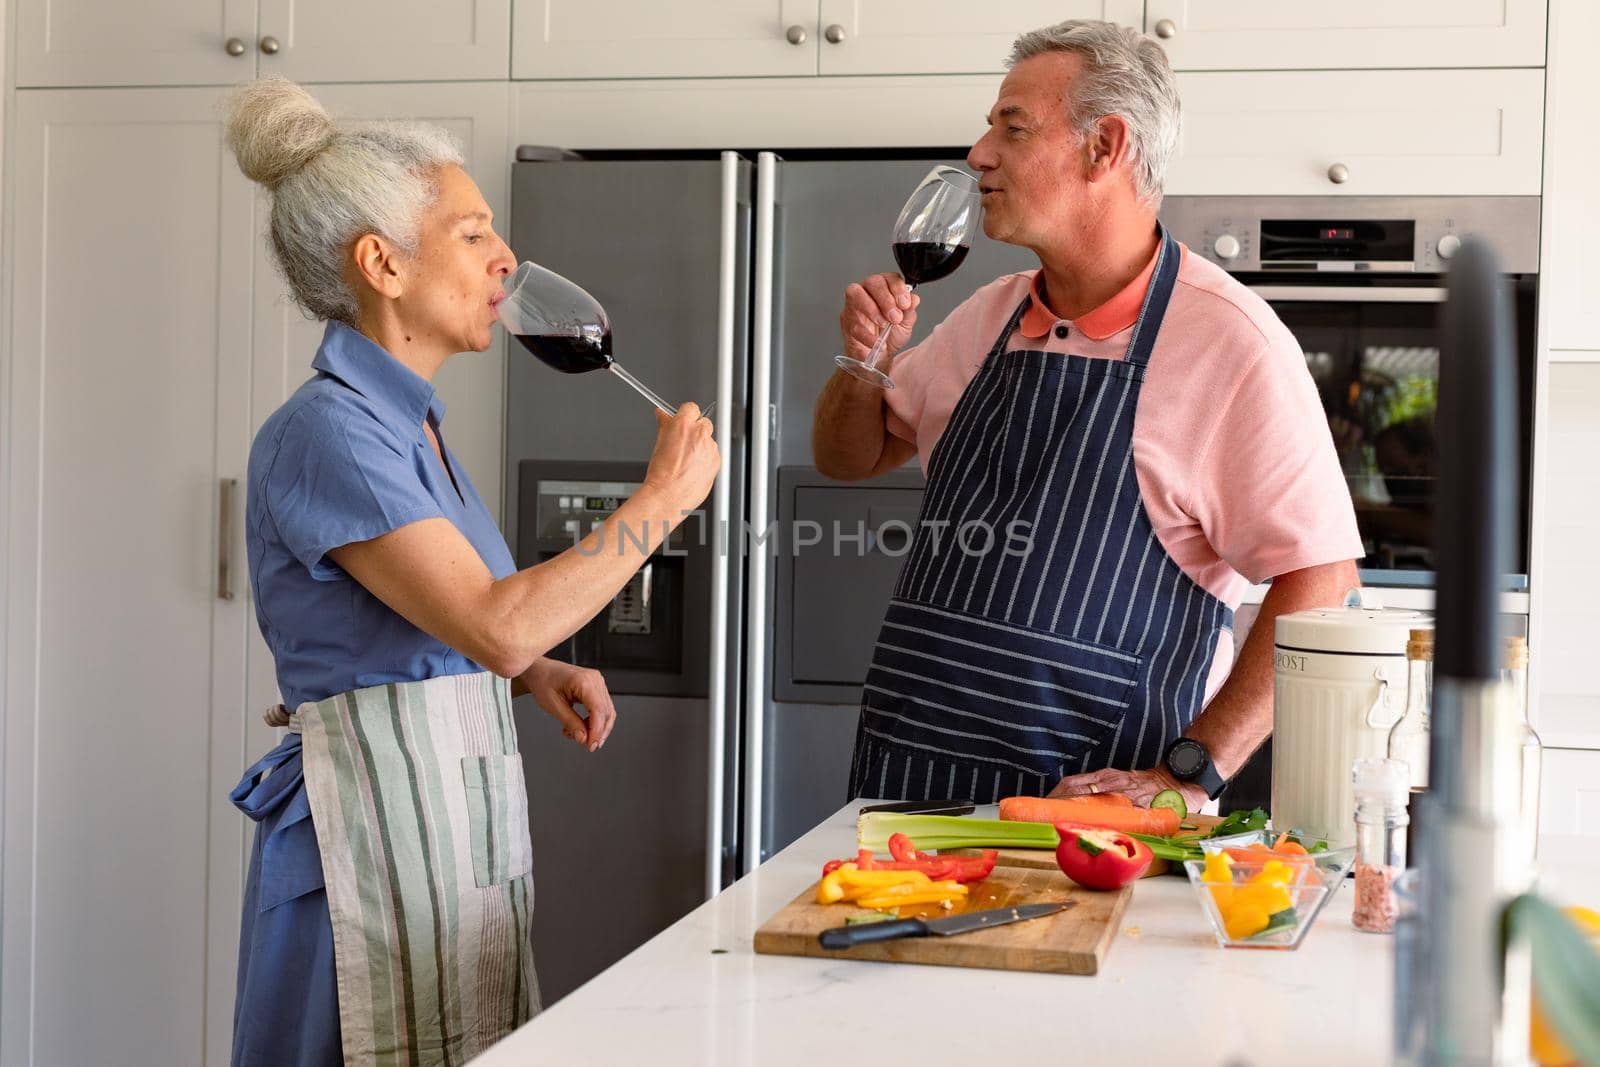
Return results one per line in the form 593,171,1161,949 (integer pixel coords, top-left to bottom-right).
1054,822,1154,891
821,838,998,884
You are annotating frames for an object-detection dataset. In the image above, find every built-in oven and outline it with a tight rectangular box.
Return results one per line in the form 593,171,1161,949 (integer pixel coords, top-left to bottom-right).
1163,196,1540,589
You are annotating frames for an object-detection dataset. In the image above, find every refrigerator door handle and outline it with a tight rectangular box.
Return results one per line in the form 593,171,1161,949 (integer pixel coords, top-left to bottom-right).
706,151,741,899
742,152,779,876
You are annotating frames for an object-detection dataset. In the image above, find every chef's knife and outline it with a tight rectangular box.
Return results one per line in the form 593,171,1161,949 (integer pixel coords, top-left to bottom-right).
818,901,1068,950
857,799,976,816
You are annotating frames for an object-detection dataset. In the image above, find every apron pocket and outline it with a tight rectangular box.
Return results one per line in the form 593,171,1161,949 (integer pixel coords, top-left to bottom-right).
461,755,534,887
863,598,1144,777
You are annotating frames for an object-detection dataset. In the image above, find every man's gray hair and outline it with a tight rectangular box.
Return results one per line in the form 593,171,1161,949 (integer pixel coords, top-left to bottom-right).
1009,20,1181,208
223,78,464,325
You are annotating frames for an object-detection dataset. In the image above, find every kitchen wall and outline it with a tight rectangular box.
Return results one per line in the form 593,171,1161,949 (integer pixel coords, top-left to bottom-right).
0,2,1595,1064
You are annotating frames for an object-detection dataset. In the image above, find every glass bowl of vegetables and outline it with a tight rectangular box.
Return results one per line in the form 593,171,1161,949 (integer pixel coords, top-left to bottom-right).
1183,837,1356,950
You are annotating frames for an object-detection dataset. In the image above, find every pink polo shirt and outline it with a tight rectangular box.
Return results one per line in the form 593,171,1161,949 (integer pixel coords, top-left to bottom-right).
883,243,1363,703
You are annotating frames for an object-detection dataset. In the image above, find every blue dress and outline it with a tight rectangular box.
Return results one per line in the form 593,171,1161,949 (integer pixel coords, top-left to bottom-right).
231,323,516,1067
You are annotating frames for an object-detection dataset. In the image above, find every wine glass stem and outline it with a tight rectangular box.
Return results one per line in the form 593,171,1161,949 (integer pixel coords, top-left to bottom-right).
861,283,917,371
609,363,676,417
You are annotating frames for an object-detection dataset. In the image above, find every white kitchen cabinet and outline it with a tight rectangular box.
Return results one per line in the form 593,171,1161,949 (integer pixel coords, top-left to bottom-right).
1540,750,1600,837
1166,69,1545,197
513,0,820,79
14,0,509,86
1528,362,1600,753
2,87,255,1067
257,0,510,82
1144,0,1547,72
1536,0,1600,351
814,1,1143,76
14,0,258,86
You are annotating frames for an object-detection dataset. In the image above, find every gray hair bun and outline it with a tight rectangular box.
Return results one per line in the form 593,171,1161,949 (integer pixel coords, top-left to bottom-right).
223,77,338,190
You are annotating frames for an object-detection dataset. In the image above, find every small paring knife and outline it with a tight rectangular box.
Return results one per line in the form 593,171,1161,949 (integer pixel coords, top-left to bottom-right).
818,901,1069,950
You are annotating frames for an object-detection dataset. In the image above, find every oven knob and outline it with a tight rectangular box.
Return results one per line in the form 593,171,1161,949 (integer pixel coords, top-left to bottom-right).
1213,234,1241,261
1436,233,1462,260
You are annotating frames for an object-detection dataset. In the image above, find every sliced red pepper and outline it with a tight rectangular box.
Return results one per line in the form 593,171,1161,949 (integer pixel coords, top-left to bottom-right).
872,834,997,883
887,833,920,863
1054,822,1154,891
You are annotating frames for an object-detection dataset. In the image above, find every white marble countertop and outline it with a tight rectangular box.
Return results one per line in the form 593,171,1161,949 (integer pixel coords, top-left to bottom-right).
475,805,1598,1067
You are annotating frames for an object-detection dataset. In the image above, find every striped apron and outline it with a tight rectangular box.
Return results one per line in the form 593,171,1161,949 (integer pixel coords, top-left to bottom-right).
850,227,1233,804
290,671,538,1066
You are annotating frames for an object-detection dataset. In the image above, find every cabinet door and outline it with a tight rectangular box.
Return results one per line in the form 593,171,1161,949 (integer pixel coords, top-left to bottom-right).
1540,750,1600,837
816,0,1143,75
2,87,255,1067
257,0,510,82
1538,0,1600,350
512,0,819,79
1145,0,1546,71
15,0,257,86
1166,69,1544,197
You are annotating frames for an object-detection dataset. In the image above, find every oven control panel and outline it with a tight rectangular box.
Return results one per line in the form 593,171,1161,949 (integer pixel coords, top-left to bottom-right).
1162,196,1540,275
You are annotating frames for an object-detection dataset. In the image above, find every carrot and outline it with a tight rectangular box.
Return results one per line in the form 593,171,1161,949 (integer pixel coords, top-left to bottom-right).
1077,792,1135,808
998,796,1181,836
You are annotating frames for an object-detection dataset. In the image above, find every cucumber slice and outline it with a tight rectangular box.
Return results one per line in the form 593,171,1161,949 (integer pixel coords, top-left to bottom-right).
1151,788,1189,820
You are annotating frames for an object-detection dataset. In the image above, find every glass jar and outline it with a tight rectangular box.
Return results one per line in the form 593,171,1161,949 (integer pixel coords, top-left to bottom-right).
1388,628,1433,866
1504,636,1542,863
1352,757,1409,933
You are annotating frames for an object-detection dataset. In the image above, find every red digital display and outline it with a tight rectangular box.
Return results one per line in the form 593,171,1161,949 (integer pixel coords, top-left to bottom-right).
1322,227,1355,240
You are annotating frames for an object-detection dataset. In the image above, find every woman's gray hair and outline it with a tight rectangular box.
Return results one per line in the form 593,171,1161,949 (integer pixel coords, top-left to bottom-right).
1009,20,1181,208
223,78,464,325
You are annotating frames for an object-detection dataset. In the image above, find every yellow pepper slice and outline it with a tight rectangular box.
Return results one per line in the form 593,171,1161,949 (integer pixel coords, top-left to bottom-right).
1224,900,1271,940
817,864,855,903
1254,860,1295,887
856,889,968,910
1233,882,1293,917
1201,851,1233,884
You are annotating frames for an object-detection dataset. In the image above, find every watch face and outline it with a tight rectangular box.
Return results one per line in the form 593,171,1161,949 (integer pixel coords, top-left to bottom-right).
1168,739,1206,778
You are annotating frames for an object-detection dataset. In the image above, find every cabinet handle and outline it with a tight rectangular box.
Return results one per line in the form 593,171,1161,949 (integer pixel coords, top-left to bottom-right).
1327,162,1351,185
259,35,281,55
1154,19,1177,39
824,24,846,44
224,37,247,57
785,24,807,45
218,478,238,602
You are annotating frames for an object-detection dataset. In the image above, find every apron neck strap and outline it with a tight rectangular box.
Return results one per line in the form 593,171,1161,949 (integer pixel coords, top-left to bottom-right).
1122,223,1180,369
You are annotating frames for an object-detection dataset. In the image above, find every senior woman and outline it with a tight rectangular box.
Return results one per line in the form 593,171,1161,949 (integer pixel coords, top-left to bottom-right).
223,79,718,1067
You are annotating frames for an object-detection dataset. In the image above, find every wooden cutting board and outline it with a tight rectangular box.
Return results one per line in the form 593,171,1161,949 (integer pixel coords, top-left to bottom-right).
946,812,1225,877
753,865,1131,976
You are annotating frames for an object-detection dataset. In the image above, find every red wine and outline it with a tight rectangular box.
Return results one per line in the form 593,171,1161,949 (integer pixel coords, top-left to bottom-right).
892,241,969,286
514,330,613,374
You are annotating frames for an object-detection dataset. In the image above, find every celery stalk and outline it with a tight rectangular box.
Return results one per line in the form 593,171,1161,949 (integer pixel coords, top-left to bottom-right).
856,812,1059,853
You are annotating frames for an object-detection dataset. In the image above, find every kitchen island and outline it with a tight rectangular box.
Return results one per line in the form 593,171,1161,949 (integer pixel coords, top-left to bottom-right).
475,802,1597,1066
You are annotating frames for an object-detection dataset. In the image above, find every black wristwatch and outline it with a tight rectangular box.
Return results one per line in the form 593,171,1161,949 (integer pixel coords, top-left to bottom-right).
1163,737,1226,800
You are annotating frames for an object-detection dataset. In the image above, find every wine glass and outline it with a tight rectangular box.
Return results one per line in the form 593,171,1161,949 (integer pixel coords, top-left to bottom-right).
834,166,983,390
497,261,711,419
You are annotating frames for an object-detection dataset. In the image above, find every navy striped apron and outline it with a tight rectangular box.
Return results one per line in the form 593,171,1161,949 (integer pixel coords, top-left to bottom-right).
850,227,1233,804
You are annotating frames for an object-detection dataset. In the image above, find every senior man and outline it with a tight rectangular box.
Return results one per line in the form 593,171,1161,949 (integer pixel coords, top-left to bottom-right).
814,20,1362,811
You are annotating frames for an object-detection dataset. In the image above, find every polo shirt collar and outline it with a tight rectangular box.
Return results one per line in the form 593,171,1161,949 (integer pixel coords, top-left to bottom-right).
1017,239,1174,342
311,321,446,431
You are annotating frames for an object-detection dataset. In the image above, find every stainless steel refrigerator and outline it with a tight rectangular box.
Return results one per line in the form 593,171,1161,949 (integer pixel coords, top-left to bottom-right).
505,150,1034,1003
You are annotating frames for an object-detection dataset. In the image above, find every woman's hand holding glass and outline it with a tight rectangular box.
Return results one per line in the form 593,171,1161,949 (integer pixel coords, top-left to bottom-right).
642,403,720,518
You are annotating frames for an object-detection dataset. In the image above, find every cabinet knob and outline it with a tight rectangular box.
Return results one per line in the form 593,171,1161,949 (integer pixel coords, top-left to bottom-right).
1154,19,1177,39
224,37,247,57
785,24,807,45
824,24,846,44
1327,162,1350,185
259,35,281,55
